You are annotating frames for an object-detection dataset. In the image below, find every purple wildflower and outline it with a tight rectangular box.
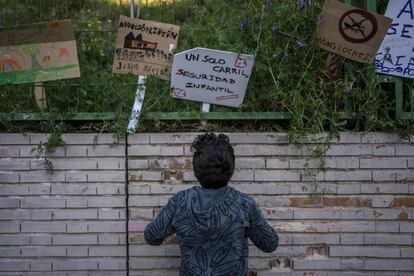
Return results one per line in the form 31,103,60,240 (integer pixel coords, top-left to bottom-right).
298,0,310,10
239,19,247,31
295,39,308,48
271,23,280,40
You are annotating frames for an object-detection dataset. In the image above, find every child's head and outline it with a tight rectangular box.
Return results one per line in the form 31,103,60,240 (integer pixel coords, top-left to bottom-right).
190,133,235,189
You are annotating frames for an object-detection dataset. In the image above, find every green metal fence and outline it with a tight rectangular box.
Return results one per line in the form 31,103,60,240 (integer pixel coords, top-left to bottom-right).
0,0,412,124
0,0,293,122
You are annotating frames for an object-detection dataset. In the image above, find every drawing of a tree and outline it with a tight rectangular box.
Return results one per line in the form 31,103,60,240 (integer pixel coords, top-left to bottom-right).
21,44,42,69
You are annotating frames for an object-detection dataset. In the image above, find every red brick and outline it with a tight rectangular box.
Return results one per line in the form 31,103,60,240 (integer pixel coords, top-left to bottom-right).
323,197,371,207
392,197,414,207
289,197,323,207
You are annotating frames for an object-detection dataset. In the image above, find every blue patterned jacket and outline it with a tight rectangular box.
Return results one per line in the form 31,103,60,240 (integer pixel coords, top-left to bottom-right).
144,186,279,276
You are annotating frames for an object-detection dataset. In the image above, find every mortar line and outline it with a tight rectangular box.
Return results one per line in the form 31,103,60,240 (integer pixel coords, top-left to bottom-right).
125,133,130,276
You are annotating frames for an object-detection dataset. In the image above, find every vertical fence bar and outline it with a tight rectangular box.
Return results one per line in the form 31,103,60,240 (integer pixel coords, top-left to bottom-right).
136,0,141,19
12,0,19,25
343,0,353,115
395,78,404,119
365,0,376,12
130,0,134,18
0,0,2,26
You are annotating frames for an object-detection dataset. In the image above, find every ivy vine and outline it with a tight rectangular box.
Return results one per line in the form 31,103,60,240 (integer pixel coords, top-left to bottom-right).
0,0,412,181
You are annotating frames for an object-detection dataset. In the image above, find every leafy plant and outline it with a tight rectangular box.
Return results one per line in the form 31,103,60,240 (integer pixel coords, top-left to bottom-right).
30,120,65,174
0,0,413,179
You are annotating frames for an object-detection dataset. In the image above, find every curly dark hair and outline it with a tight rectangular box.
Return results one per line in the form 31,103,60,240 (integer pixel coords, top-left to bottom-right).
190,133,235,189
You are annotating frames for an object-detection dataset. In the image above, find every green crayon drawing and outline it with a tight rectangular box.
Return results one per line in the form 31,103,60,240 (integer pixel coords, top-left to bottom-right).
21,44,42,69
0,43,80,85
0,20,80,85
0,64,79,85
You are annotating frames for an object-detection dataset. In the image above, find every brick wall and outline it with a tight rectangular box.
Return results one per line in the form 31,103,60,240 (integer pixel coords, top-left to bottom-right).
0,134,126,276
128,133,414,276
1,132,414,275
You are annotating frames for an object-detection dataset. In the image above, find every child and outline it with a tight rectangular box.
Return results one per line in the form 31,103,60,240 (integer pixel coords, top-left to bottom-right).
144,133,279,275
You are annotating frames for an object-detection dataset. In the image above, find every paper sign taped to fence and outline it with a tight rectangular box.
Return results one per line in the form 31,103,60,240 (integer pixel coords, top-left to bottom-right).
375,0,414,79
112,15,180,80
315,0,392,64
0,20,80,85
171,48,254,108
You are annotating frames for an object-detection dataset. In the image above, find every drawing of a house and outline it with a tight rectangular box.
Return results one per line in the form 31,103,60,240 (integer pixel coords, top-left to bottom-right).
123,32,157,51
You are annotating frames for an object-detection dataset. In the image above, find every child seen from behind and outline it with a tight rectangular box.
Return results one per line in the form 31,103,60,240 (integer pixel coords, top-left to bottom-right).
144,133,279,275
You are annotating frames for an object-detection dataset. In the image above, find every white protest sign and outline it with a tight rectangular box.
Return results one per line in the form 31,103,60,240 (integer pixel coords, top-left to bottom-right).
375,0,414,79
170,47,254,108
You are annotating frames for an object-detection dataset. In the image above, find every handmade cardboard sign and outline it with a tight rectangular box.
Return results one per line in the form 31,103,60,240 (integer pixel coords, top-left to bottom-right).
315,0,392,64
112,15,180,80
170,48,254,108
0,20,80,85
376,0,414,79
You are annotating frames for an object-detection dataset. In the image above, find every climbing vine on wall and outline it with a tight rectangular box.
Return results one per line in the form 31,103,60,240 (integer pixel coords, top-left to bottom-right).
0,0,412,180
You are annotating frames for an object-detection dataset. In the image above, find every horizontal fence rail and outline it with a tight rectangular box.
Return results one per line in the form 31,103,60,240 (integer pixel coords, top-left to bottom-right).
0,0,412,123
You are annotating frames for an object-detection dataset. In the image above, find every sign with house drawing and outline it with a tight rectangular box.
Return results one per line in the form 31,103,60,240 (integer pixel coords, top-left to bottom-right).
0,20,80,85
112,15,180,81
